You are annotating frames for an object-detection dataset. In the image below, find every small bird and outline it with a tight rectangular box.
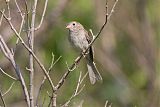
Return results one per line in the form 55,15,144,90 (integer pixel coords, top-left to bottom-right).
66,21,102,84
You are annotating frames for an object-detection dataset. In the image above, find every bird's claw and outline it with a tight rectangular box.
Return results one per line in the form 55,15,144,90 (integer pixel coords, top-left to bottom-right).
82,50,88,58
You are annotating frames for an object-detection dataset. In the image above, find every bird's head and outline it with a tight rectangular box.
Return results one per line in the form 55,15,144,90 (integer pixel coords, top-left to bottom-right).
66,21,84,32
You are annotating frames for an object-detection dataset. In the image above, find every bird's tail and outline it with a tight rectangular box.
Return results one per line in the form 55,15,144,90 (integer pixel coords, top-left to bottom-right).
86,47,102,84
87,61,102,84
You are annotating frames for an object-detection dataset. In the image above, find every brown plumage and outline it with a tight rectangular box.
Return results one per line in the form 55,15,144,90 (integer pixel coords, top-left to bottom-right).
66,21,102,84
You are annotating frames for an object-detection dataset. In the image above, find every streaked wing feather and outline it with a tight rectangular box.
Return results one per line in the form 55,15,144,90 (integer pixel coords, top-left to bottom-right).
84,30,94,61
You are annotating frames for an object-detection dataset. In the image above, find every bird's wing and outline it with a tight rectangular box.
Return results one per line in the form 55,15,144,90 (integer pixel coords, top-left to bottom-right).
84,29,94,61
84,29,92,43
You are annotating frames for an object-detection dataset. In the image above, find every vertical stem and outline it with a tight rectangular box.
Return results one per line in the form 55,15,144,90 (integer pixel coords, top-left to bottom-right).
29,0,37,106
0,89,6,107
52,93,57,107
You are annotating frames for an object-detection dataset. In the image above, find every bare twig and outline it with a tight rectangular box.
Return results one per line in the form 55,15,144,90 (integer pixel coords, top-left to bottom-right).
0,35,30,107
0,11,56,92
13,12,25,55
0,89,6,107
0,11,19,36
104,100,112,107
88,0,116,47
15,15,25,55
0,35,11,59
61,72,88,107
107,0,118,20
14,0,24,46
19,15,25,35
35,0,48,30
2,82,15,96
0,67,17,80
28,0,38,106
55,0,118,93
104,100,109,107
49,55,62,72
5,0,11,19
15,0,23,17
35,55,62,106
79,72,88,84
0,9,4,26
24,0,30,38
66,61,76,72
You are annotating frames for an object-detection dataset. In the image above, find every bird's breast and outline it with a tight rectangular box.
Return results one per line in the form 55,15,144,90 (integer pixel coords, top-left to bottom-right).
69,31,88,51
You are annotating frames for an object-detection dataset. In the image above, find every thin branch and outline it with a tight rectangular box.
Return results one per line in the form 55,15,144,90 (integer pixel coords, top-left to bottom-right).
49,53,60,71
0,11,56,91
0,67,17,80
104,100,109,107
24,0,30,38
54,0,118,92
104,100,112,107
79,72,88,84
18,14,25,36
0,11,19,36
76,84,85,95
35,0,48,30
87,0,119,51
0,34,11,59
15,15,25,55
0,9,4,26
49,55,62,72
0,35,30,107
29,0,38,106
0,89,6,107
49,53,55,71
61,72,88,107
65,61,76,72
5,0,11,19
15,0,23,17
13,0,24,53
35,55,62,106
2,82,15,96
107,0,118,20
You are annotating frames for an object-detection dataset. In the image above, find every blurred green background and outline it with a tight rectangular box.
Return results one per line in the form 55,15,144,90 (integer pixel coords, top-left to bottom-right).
0,0,159,107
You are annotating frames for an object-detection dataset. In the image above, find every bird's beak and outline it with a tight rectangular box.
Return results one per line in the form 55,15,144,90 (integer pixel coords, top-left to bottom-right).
66,24,71,29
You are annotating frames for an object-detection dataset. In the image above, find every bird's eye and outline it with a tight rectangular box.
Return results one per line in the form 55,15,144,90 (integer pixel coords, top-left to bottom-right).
72,23,76,26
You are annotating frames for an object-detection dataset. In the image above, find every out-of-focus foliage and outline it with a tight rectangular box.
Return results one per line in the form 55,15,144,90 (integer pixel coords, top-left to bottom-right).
0,0,159,107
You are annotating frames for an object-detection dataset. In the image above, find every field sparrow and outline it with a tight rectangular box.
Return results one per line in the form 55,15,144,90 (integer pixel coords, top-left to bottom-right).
66,21,102,84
